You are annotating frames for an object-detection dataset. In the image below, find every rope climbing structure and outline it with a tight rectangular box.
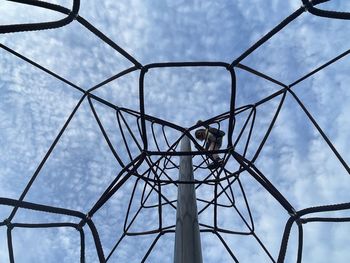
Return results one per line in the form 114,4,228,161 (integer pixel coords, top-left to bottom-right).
1,0,350,262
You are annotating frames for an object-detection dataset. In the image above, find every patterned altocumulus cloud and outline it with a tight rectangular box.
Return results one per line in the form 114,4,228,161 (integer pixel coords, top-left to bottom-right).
0,0,350,262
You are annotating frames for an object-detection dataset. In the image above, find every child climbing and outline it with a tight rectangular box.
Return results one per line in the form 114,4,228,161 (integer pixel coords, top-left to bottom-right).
195,120,225,169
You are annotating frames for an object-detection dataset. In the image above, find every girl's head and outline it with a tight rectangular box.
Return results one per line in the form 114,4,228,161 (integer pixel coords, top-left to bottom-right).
195,129,206,141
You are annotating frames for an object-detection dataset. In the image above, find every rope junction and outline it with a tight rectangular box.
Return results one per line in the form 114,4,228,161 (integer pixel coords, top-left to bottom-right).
1,0,350,262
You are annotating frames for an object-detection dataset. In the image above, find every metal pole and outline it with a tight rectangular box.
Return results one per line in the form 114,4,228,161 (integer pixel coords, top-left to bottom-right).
174,136,203,263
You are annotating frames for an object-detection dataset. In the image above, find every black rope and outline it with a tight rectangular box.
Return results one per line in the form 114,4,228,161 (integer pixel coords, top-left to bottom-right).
0,44,85,93
7,224,15,263
230,7,305,67
277,202,350,263
215,232,239,263
76,16,142,68
288,89,350,174
7,95,86,221
302,0,350,20
296,222,303,263
0,0,80,33
1,1,350,262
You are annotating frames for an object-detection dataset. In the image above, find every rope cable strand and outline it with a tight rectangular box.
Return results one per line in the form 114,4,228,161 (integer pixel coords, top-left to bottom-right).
0,0,349,262
0,0,80,33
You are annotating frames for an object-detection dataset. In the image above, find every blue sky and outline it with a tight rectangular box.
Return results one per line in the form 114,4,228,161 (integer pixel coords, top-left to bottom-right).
1,0,350,262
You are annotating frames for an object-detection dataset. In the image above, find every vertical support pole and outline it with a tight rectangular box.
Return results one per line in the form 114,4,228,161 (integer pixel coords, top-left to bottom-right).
174,136,203,263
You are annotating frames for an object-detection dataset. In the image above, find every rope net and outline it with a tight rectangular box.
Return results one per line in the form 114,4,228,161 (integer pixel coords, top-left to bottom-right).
1,0,350,262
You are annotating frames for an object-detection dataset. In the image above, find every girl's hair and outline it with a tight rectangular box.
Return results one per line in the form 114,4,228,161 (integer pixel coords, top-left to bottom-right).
195,129,206,140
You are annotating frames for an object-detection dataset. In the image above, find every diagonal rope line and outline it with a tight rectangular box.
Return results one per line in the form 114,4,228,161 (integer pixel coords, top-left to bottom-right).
1,1,350,262
7,95,87,222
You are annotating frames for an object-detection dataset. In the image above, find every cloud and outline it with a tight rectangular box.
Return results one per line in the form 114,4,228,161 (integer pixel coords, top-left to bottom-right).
1,0,350,262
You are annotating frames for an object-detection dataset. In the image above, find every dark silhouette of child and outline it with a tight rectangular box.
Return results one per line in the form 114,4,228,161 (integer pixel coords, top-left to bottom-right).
195,120,225,169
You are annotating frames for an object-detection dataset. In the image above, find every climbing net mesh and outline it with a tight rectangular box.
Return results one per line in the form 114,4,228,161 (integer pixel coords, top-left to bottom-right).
1,0,350,262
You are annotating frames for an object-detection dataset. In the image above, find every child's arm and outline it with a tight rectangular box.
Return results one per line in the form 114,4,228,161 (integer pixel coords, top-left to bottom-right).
208,127,225,138
197,120,225,137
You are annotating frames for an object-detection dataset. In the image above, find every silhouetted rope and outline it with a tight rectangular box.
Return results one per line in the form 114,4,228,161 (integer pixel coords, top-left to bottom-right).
0,0,349,262
302,0,350,20
0,0,80,33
